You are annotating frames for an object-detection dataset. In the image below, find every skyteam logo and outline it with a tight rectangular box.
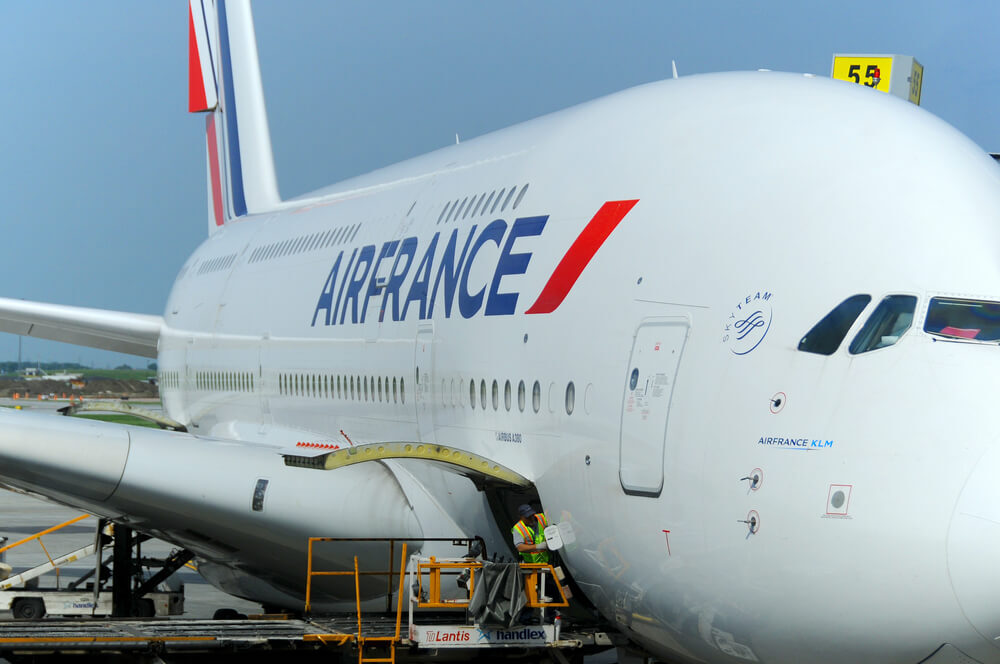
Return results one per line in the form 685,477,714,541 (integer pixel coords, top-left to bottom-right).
722,291,773,355
311,200,638,327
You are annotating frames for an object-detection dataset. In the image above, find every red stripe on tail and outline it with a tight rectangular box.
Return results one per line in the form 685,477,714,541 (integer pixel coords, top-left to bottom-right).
188,3,209,113
524,199,639,314
206,116,225,226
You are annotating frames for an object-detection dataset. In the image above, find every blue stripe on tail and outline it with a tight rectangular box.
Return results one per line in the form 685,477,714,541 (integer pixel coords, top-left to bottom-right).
217,0,247,218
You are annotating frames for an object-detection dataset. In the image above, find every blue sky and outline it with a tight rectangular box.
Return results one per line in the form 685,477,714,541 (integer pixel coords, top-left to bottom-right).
0,1,997,367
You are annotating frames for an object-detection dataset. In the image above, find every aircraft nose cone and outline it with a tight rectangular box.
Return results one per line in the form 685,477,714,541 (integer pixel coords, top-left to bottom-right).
948,444,1000,649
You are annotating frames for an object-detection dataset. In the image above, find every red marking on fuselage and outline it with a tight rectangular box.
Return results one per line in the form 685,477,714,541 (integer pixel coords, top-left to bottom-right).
296,442,340,450
524,199,639,314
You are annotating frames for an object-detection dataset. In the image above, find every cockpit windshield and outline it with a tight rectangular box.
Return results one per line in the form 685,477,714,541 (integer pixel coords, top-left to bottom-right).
798,294,871,355
924,297,1000,342
849,295,917,354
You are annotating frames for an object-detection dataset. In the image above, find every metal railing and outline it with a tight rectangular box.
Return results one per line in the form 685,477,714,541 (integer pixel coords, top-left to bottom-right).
304,545,407,664
0,515,92,589
410,557,569,609
304,537,484,664
303,536,570,661
304,537,485,614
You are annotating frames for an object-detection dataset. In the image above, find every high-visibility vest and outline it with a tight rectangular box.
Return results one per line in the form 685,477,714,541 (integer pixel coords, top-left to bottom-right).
512,512,550,563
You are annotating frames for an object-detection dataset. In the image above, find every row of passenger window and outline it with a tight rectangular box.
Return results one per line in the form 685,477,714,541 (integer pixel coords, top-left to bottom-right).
249,224,363,265
799,294,1000,356
430,377,576,416
197,253,237,275
193,370,256,392
164,368,579,417
278,372,406,405
437,184,529,225
160,371,181,390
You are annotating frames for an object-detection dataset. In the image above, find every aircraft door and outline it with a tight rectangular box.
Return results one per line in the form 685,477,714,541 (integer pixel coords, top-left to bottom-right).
158,339,188,424
619,318,689,497
257,340,271,434
415,322,436,443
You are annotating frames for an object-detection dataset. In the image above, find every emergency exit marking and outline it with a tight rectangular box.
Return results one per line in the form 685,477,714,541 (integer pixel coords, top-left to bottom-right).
662,530,671,556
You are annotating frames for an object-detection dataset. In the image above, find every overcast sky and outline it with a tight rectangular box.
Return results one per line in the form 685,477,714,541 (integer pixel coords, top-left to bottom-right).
1,1,997,367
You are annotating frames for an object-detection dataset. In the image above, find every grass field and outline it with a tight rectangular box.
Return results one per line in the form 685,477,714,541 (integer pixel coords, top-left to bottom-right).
72,413,160,428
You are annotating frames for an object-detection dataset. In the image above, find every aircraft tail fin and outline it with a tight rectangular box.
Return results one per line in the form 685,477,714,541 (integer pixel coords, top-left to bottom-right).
189,0,280,233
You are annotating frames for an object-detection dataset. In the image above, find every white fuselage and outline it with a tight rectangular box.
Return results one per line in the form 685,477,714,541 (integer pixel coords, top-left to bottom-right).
46,72,1000,663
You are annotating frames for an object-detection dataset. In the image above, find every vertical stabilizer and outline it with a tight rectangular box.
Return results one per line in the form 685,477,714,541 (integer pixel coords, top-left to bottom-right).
189,0,281,234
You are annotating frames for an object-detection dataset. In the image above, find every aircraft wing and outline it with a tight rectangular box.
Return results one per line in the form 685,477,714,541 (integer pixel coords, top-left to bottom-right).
0,297,162,358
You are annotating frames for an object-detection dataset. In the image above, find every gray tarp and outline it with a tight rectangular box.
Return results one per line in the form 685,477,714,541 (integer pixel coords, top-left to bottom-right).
467,561,526,628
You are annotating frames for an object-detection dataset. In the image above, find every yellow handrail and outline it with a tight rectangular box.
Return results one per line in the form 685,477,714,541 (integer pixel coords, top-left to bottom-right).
413,558,569,609
0,515,90,555
521,563,570,608
394,543,407,641
304,541,408,664
354,556,361,648
0,514,93,591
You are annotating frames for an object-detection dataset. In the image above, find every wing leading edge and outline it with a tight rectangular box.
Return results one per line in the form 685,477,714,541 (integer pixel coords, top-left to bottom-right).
0,297,162,358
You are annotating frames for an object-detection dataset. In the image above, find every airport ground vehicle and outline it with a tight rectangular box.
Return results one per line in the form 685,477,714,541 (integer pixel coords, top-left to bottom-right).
0,515,183,619
1,588,181,619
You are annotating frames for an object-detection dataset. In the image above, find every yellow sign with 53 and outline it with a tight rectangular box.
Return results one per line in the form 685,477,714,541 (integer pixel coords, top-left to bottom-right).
832,56,893,93
908,60,923,104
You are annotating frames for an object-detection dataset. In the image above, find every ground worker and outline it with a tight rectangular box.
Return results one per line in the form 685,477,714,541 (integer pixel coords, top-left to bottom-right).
511,504,550,563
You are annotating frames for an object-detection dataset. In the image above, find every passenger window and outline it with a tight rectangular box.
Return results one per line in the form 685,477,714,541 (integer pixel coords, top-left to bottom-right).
849,295,917,354
798,294,871,355
925,297,1000,341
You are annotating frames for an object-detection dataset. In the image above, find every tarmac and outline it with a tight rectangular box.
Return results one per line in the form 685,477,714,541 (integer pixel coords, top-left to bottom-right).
0,397,262,620
0,488,262,620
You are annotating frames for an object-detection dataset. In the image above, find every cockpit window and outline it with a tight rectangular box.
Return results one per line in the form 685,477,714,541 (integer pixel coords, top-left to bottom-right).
798,294,871,355
924,297,1000,342
849,295,917,354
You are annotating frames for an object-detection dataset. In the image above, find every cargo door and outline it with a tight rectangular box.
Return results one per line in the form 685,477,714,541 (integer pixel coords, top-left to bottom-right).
257,338,271,434
619,318,689,497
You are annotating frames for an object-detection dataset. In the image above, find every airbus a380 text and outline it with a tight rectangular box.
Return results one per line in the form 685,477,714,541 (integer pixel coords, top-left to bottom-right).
2,2,1000,663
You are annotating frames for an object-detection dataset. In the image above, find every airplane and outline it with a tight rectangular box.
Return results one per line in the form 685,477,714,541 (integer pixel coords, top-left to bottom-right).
0,1,999,663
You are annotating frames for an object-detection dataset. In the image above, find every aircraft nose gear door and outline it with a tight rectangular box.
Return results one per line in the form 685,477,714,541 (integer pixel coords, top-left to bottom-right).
619,317,689,497
415,322,436,443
